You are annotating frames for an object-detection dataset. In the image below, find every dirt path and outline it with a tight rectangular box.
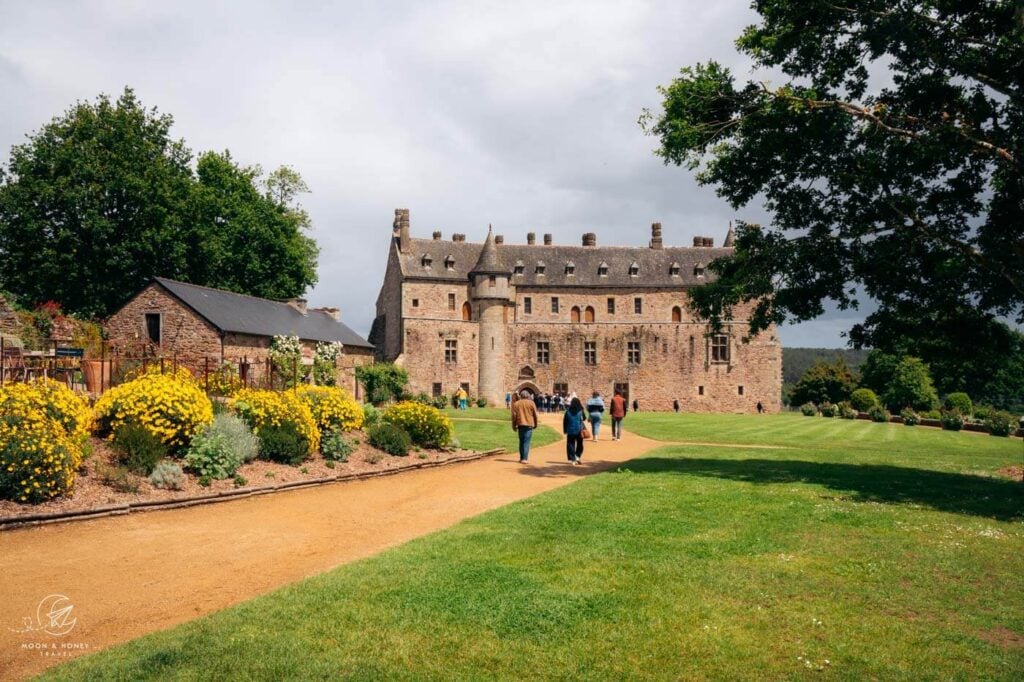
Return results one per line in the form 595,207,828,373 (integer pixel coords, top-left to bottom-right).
0,416,669,680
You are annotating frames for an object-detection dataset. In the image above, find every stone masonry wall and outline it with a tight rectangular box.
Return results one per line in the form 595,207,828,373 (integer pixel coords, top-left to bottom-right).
106,283,222,359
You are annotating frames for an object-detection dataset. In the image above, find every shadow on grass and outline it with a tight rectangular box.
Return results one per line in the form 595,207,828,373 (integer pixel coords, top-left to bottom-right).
618,457,1024,521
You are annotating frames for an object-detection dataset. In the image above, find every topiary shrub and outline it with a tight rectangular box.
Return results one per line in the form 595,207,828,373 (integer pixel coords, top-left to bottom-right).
940,410,964,431
849,388,879,412
984,410,1013,437
868,404,890,423
113,422,168,474
295,385,364,432
944,392,973,417
819,401,837,418
258,422,311,465
900,408,919,426
383,401,453,448
94,367,213,451
800,402,817,417
184,427,244,479
368,422,411,456
149,461,185,490
321,429,355,462
232,389,320,454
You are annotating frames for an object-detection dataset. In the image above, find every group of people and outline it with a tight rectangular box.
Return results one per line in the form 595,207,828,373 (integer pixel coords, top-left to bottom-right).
504,391,575,413
509,389,629,465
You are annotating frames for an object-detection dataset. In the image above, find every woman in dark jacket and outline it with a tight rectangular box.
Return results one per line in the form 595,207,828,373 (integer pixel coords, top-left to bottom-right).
563,397,585,465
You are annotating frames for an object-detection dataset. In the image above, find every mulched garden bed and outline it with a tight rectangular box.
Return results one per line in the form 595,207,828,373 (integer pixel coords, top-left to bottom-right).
0,434,495,525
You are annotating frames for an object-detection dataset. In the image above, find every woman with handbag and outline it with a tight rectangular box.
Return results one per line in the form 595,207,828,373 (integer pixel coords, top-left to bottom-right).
563,397,586,465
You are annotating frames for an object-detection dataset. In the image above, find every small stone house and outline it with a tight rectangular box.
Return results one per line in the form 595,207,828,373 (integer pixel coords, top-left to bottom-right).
106,278,374,397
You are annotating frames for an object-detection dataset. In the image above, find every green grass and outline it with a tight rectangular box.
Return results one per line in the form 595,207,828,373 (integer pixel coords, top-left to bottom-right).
443,406,511,421
42,416,1024,681
451,418,560,453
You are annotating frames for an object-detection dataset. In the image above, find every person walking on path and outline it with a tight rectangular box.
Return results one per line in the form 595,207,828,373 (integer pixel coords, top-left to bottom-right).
511,389,539,463
563,397,586,465
610,391,626,441
586,391,605,442
457,387,468,411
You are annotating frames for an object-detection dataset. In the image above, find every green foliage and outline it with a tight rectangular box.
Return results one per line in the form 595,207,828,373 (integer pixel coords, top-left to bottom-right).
819,402,837,418
233,474,247,488
355,363,409,406
849,388,879,412
148,461,185,490
361,403,381,428
313,341,343,386
431,395,449,410
900,408,919,427
207,413,259,463
868,405,890,423
984,411,1013,437
788,359,857,407
0,88,317,317
95,462,140,494
782,347,869,386
198,475,212,487
943,393,973,417
476,397,488,408
837,402,857,420
641,4,1024,404
940,411,964,432
884,357,939,412
321,430,354,462
184,431,242,480
112,422,168,475
799,402,817,417
259,422,311,465
368,423,411,457
382,401,452,449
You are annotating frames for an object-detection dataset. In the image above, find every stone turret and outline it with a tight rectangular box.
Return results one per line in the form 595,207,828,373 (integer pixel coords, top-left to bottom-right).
469,226,513,406
723,221,735,247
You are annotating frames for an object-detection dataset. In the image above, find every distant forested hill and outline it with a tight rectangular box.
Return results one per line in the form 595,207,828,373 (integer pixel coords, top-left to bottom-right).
782,347,870,385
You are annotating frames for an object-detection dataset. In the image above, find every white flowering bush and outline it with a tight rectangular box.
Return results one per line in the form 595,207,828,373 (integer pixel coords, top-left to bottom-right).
269,334,304,388
313,340,343,386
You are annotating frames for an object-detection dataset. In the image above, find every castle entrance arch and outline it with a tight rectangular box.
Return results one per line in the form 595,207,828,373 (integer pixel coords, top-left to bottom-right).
513,381,541,398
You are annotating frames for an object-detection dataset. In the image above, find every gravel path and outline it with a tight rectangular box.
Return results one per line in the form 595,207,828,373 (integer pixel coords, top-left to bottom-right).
0,415,668,680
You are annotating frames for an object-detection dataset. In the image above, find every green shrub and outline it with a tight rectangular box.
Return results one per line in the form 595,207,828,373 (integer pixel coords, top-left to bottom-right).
940,411,964,431
259,422,311,465
321,430,355,462
368,423,411,457
112,422,168,475
95,462,140,493
900,408,919,426
233,474,247,487
383,401,453,448
432,395,448,410
198,475,212,487
819,401,837,418
972,404,993,421
984,410,1013,437
944,392,973,416
868,404,890,423
800,402,817,417
184,431,242,480
206,413,259,463
362,403,381,428
836,401,856,419
148,461,185,490
849,388,879,412
922,409,942,420
476,397,488,408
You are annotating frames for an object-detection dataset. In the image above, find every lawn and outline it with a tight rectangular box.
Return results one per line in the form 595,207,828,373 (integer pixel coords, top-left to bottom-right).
42,416,1024,680
443,406,511,421
451,417,560,453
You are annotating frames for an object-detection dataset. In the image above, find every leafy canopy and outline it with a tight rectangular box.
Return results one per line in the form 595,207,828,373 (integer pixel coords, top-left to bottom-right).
355,363,409,406
0,88,318,317
642,1,1023,401
788,358,858,406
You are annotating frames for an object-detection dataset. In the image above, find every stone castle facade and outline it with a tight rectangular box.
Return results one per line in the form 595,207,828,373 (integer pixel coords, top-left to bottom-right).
371,209,782,412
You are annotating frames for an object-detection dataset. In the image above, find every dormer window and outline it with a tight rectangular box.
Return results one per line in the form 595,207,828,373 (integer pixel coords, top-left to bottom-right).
536,261,546,275
444,255,455,270
628,262,639,277
513,259,525,276
565,261,575,276
421,254,433,268
669,262,681,276
694,263,705,277
598,262,608,277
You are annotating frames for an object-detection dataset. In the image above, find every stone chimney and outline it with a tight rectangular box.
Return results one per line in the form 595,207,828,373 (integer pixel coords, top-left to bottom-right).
432,231,442,240
582,232,597,247
527,232,536,245
704,237,714,247
543,233,553,245
649,222,663,249
312,306,340,321
693,236,715,247
452,233,466,242
495,234,504,245
287,297,308,314
393,208,411,252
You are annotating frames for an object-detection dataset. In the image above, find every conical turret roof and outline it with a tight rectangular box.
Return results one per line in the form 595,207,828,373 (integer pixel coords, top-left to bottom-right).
723,222,735,248
469,225,510,276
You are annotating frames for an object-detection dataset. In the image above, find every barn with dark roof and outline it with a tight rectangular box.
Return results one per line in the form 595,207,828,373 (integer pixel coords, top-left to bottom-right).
371,209,781,412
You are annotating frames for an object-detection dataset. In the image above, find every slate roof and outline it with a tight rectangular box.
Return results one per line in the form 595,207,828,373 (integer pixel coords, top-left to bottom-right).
400,238,732,288
153,278,373,348
469,227,509,275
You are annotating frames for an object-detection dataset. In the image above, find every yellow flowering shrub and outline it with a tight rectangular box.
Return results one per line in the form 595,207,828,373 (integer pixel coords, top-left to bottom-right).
94,370,213,450
383,401,452,448
0,381,87,503
231,389,320,454
295,385,364,432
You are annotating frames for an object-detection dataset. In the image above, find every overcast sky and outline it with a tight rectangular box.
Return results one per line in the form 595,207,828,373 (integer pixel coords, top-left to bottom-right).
0,0,864,347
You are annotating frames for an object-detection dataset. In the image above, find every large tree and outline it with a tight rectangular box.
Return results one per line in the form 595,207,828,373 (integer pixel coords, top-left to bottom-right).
642,1,1023,401
0,88,318,318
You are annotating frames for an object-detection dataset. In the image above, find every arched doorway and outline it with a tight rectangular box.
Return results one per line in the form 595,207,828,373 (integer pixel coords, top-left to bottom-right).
513,381,541,398
671,306,682,323
462,301,472,321
570,306,581,323
584,306,595,323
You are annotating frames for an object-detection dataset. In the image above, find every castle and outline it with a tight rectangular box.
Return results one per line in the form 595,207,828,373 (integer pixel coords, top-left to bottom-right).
371,209,782,412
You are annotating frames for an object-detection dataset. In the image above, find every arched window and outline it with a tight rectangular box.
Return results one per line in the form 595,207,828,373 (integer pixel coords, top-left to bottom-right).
584,306,595,323
570,306,581,323
672,306,682,323
462,302,472,321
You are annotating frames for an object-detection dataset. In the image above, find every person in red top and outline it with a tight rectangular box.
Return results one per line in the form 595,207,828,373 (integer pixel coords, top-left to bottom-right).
609,391,627,441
